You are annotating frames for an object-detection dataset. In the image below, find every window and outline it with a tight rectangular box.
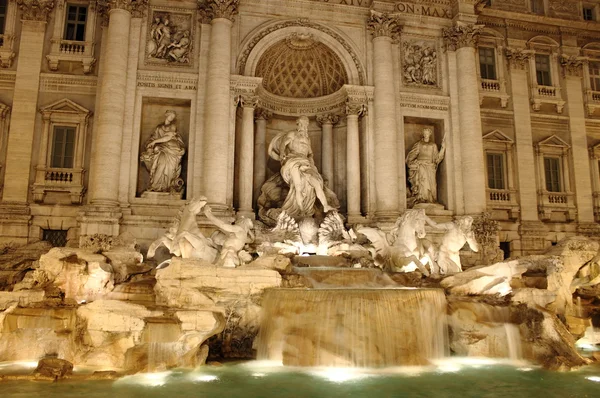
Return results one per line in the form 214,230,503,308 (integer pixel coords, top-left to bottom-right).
544,157,561,192
486,152,505,190
584,7,595,21
535,54,552,86
479,47,497,80
51,126,76,168
0,0,7,37
590,62,600,91
63,4,87,42
42,229,68,247
531,0,544,15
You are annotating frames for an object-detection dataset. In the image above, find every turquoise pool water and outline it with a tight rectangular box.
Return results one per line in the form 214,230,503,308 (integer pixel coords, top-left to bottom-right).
1,359,599,398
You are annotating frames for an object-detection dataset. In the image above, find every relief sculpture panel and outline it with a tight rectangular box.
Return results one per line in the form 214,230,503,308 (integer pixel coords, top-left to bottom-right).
402,40,438,87
146,8,194,66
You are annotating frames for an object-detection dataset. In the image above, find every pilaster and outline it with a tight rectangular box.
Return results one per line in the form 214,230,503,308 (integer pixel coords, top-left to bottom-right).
316,113,340,189
253,108,272,205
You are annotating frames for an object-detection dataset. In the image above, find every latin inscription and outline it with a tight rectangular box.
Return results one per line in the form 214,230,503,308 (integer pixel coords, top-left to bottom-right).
137,81,197,91
309,1,452,18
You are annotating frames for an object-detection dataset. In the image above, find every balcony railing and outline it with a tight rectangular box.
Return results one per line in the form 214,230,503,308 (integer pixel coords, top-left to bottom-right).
537,85,556,97
47,39,96,73
538,191,576,221
33,166,85,204
481,79,500,92
531,85,564,113
59,40,86,55
488,189,511,202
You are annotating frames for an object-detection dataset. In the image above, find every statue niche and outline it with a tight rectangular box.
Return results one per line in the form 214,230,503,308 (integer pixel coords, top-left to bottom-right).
406,127,446,208
140,110,186,198
258,116,339,226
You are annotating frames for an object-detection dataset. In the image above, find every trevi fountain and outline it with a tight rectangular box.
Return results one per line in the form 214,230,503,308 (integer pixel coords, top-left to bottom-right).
1,0,600,396
0,114,599,396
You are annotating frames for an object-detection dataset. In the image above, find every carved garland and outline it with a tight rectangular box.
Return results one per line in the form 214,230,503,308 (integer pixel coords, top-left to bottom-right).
237,18,366,86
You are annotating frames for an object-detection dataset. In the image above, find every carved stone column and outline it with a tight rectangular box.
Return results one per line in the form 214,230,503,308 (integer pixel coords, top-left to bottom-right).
2,0,54,204
253,108,271,203
81,0,146,238
199,0,239,210
562,55,595,225
346,101,365,221
367,12,402,222
236,94,257,218
443,23,486,214
316,114,339,188
88,0,144,207
505,48,540,223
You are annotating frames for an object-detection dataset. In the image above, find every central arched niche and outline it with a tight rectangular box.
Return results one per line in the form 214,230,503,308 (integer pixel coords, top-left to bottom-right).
255,33,348,99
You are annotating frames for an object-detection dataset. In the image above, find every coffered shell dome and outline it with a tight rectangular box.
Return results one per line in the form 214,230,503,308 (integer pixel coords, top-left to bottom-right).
255,34,348,99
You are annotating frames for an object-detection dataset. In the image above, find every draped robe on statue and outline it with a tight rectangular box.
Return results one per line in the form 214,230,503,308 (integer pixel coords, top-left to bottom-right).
406,140,444,204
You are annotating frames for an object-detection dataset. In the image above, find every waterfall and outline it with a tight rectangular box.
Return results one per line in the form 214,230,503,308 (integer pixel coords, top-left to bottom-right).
143,320,182,372
256,288,448,367
503,323,523,361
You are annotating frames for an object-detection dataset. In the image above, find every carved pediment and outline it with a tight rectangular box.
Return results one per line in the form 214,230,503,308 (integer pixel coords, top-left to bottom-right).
537,134,570,149
483,130,514,144
40,98,91,117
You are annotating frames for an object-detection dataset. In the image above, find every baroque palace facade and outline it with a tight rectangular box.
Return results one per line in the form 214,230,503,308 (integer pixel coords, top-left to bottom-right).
0,0,600,256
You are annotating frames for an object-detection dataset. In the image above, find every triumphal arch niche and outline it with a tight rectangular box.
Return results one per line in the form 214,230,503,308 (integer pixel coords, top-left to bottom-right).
233,19,373,225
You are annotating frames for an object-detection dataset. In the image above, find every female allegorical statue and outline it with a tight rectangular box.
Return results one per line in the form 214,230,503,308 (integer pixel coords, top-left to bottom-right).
406,128,446,204
140,110,186,193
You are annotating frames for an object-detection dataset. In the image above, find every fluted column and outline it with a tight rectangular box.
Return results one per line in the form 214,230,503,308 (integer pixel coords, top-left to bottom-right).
237,94,257,218
316,114,339,188
199,0,239,209
253,108,271,203
367,12,402,222
1,0,54,203
346,101,364,221
88,0,141,206
443,23,486,214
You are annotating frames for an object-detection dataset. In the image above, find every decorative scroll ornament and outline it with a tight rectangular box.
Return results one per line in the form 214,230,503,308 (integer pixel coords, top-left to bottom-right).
17,0,55,22
560,55,586,77
234,93,259,108
97,0,149,22
316,114,340,126
366,11,402,41
442,23,483,51
255,108,273,121
198,0,239,23
505,47,533,70
345,100,367,116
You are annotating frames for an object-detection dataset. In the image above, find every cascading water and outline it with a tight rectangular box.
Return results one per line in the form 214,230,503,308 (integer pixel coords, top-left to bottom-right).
256,288,449,367
141,320,182,372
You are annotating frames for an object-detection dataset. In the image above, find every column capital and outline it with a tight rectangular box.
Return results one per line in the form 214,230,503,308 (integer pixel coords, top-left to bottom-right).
442,22,483,51
346,100,367,117
17,0,54,22
366,11,402,41
316,113,340,126
98,0,148,21
254,108,272,121
561,55,586,78
198,0,239,23
505,47,533,71
235,93,258,109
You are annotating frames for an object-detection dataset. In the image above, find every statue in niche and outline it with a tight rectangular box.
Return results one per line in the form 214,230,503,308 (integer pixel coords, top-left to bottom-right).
140,110,186,195
147,197,217,261
204,205,255,268
146,11,192,64
406,128,446,206
403,42,437,86
258,116,340,226
435,216,479,274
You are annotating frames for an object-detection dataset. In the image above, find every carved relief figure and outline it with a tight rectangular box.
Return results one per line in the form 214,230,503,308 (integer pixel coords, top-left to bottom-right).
146,10,193,65
403,42,437,86
266,116,336,220
140,110,186,194
435,216,479,274
406,128,446,205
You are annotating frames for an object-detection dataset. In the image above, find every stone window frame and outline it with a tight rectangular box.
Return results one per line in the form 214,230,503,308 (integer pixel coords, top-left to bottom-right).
589,142,600,222
32,98,91,204
535,135,576,221
483,130,519,220
582,2,598,21
477,29,509,108
46,0,98,73
529,0,547,15
581,42,600,116
527,36,565,113
0,0,17,67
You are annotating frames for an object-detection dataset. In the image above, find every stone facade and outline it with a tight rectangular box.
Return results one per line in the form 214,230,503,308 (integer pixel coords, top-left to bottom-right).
0,0,600,255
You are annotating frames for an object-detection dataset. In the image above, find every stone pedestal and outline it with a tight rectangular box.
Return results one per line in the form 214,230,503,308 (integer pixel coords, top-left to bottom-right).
518,221,548,255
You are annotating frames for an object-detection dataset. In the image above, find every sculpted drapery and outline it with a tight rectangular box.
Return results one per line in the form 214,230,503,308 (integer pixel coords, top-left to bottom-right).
406,128,445,204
